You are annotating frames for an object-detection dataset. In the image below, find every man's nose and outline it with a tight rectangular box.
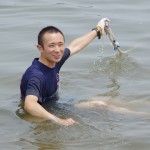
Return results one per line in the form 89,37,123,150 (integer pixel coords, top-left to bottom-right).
54,45,60,52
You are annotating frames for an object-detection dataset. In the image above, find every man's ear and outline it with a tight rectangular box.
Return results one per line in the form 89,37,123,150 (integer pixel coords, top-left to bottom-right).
37,45,44,53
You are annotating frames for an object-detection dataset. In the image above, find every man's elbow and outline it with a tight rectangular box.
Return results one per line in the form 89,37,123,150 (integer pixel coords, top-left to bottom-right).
24,100,32,113
24,95,38,113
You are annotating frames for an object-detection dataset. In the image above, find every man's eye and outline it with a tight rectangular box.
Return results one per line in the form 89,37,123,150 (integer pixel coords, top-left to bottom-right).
49,45,54,48
59,43,64,47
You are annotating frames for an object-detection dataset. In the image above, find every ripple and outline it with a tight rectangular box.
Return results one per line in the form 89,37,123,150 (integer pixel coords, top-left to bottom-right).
91,54,138,79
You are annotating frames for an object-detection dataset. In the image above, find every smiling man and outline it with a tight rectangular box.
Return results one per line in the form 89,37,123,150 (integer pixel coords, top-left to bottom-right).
20,18,109,126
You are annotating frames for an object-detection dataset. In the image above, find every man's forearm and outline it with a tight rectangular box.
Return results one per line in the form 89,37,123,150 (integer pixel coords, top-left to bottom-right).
24,97,59,122
68,30,97,56
24,95,76,126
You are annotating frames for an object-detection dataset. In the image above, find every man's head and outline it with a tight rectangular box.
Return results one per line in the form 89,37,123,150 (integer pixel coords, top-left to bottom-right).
37,26,65,67
38,26,65,48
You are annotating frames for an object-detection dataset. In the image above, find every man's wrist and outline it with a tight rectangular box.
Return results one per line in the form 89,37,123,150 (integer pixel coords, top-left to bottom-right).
92,26,102,39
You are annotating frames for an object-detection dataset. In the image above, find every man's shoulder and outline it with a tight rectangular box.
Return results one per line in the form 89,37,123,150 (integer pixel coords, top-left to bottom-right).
64,47,71,54
23,64,45,81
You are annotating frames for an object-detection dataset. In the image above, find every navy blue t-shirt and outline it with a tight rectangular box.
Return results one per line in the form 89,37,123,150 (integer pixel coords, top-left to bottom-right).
20,48,70,104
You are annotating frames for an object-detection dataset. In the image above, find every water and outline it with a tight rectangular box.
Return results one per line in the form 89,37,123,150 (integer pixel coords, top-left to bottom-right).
0,0,150,149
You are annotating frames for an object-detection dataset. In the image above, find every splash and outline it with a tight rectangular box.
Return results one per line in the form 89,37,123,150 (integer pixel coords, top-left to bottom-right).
91,54,138,79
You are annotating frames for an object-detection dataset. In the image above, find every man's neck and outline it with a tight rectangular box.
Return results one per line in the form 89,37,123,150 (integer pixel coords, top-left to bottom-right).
38,57,55,68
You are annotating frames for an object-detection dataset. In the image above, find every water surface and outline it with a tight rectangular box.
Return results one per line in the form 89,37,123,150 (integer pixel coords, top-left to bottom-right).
0,0,150,150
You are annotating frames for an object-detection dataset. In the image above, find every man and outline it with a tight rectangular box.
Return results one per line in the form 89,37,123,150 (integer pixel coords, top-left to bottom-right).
20,18,109,126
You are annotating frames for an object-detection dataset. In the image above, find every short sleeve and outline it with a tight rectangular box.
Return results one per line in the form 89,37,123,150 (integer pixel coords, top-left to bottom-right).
25,76,43,101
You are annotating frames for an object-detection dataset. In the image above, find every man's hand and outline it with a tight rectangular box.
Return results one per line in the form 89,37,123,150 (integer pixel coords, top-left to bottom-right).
97,18,110,36
57,118,76,126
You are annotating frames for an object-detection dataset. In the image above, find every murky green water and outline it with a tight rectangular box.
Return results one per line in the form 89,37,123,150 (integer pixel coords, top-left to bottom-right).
0,0,150,149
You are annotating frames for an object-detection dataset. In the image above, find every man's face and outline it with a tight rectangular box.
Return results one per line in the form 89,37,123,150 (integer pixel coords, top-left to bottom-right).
38,32,65,67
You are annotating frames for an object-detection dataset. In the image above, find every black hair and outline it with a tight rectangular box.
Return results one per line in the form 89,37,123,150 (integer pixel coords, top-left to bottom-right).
38,26,65,47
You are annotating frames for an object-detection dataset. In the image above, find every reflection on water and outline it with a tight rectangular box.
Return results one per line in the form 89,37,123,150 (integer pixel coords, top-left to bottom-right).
1,0,150,149
17,106,129,150
89,53,139,96
16,97,150,150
